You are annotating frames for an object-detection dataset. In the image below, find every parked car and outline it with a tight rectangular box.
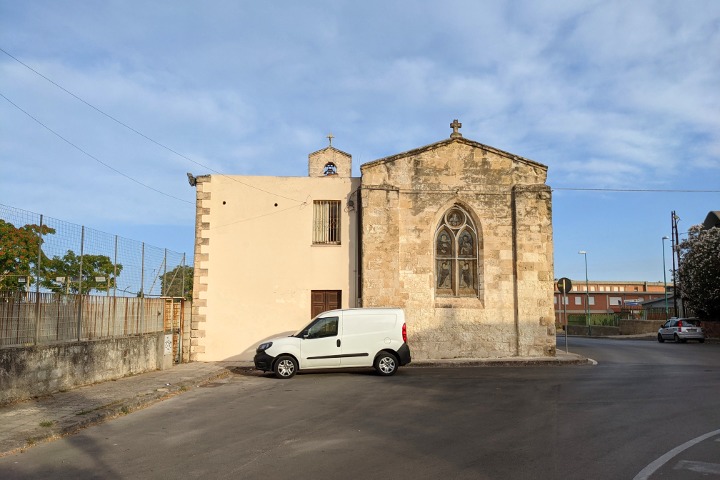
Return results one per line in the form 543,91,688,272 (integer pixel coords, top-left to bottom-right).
658,317,705,343
254,308,411,379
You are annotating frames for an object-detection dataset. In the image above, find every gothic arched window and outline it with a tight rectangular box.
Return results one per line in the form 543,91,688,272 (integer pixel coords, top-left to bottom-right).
435,205,480,297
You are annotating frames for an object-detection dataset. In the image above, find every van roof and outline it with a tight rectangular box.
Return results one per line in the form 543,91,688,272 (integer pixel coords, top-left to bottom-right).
319,307,404,315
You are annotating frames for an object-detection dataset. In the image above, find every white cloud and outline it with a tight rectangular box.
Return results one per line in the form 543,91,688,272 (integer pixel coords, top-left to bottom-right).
1,0,719,272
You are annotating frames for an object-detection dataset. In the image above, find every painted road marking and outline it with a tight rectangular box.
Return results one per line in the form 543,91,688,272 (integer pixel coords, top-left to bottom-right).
633,428,720,480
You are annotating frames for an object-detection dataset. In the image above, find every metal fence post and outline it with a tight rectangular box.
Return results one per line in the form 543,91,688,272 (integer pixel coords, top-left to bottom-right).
140,242,145,333
113,235,118,335
162,249,168,297
34,214,43,345
77,226,84,341
180,253,186,300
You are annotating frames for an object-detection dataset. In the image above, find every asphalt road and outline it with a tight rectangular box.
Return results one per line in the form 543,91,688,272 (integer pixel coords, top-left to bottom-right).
1,337,719,480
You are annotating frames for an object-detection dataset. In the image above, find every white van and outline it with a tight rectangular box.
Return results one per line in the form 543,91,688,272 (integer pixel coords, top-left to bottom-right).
254,308,411,379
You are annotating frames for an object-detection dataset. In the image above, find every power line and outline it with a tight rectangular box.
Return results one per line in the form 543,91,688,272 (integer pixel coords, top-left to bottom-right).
0,92,193,204
371,185,720,194
209,202,308,230
0,46,306,205
2,48,717,198
553,187,720,193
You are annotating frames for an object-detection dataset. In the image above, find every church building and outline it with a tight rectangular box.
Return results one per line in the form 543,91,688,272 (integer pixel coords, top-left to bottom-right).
190,121,556,361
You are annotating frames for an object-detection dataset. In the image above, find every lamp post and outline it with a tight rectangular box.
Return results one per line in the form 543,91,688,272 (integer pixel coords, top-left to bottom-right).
662,236,669,321
578,251,589,333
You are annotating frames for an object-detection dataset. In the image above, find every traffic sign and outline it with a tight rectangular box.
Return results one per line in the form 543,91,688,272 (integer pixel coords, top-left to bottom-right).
557,277,572,294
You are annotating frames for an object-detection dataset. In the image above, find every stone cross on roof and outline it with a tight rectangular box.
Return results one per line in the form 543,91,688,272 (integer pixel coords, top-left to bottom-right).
450,119,463,138
327,133,334,146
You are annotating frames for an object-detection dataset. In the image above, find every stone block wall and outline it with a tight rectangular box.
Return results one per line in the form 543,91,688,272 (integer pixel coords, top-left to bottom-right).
512,184,556,357
619,319,663,335
192,175,211,361
566,325,620,336
0,334,164,406
701,321,720,338
360,187,401,306
360,138,556,360
308,147,352,178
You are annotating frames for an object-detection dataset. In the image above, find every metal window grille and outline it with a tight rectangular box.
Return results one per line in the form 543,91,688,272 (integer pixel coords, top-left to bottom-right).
313,201,340,244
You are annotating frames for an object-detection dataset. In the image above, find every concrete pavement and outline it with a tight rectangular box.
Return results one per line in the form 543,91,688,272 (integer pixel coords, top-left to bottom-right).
0,362,234,457
0,351,590,457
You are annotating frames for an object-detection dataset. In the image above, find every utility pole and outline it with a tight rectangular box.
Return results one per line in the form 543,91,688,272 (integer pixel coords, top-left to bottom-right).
662,236,669,321
671,211,681,317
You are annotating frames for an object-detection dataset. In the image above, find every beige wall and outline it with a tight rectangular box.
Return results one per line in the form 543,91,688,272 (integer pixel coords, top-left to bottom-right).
192,175,360,361
360,138,556,359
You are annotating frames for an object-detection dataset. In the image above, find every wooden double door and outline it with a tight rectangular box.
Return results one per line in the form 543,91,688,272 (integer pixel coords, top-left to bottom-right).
311,290,341,318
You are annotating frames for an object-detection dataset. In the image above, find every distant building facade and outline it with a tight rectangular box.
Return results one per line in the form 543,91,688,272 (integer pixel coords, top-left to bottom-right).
554,280,667,324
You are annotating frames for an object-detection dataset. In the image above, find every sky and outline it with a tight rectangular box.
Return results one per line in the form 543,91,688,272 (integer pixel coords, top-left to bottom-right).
1,0,718,283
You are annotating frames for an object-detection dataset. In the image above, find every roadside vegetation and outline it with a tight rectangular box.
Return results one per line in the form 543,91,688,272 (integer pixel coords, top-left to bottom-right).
677,224,720,322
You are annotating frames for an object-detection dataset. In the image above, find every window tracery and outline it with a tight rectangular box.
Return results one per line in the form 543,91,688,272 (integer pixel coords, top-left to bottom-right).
434,206,480,297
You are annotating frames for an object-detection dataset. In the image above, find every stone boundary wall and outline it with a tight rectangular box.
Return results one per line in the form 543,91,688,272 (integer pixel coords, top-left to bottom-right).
566,325,620,336
566,320,720,338
0,333,164,406
700,321,720,338
619,319,663,335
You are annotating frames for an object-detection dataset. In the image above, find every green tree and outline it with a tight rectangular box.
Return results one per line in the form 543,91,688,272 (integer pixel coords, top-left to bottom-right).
677,224,720,321
41,250,122,295
0,219,55,291
160,265,193,300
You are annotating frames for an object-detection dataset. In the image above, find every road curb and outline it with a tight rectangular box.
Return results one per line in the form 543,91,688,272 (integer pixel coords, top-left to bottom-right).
408,356,592,368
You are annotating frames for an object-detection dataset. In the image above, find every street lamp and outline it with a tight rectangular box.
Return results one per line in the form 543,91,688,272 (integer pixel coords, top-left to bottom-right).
662,236,669,320
578,251,589,332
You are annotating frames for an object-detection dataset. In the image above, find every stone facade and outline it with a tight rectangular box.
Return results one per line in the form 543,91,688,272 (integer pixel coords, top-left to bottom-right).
308,145,352,178
190,122,556,361
360,134,555,359
191,174,211,361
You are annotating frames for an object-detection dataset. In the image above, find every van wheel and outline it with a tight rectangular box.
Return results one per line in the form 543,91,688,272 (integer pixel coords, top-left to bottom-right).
274,355,297,379
657,334,664,343
374,352,398,376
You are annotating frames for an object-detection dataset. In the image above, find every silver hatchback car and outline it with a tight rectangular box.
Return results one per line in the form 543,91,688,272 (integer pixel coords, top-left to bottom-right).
658,317,705,343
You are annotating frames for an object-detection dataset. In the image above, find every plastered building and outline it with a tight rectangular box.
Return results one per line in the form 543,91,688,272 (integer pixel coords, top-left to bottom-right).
191,121,556,361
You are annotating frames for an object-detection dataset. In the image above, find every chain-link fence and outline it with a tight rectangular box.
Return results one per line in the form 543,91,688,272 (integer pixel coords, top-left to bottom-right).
0,203,190,347
0,203,188,297
0,291,166,346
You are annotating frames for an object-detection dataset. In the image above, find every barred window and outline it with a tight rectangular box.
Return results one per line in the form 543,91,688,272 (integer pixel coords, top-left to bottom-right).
313,200,341,244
